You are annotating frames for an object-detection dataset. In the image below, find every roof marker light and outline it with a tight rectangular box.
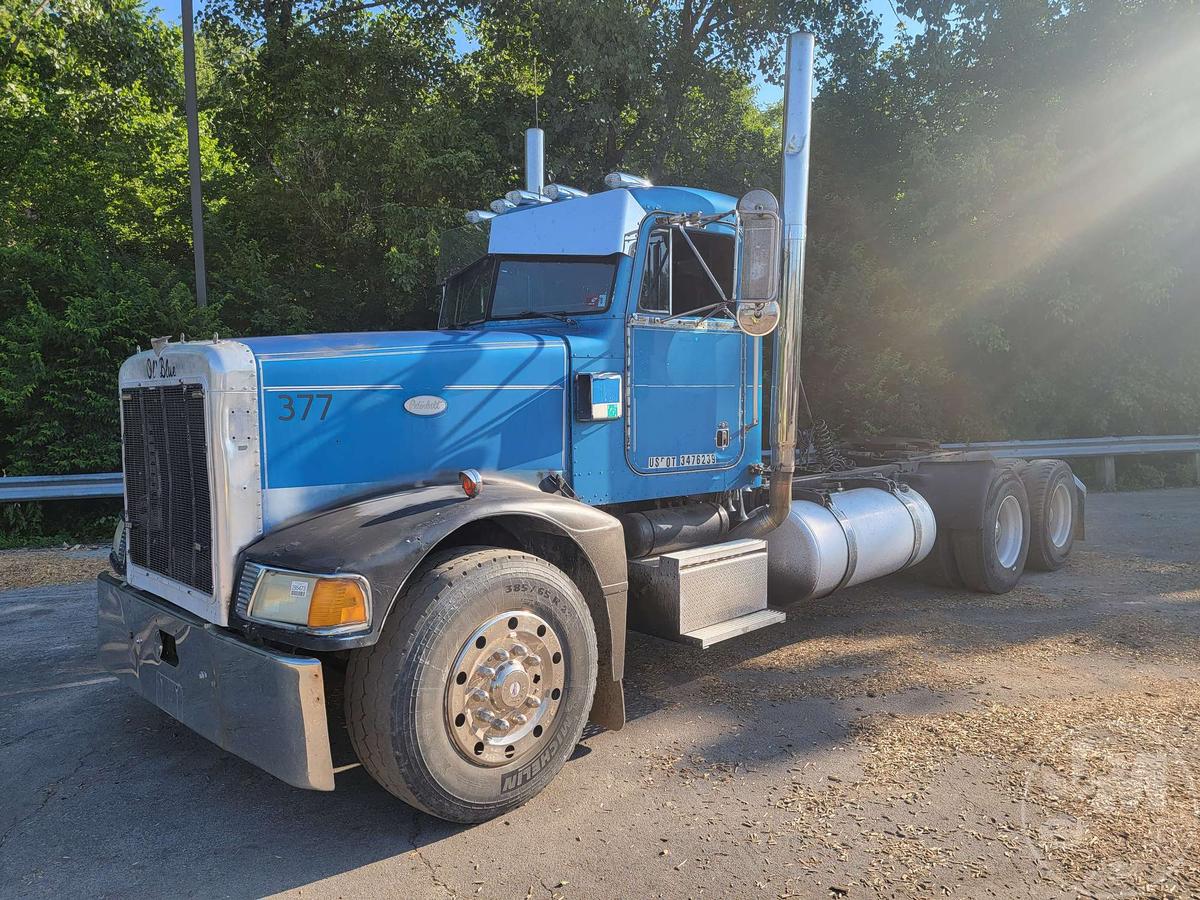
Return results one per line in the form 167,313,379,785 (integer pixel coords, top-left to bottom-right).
604,172,652,189
465,209,496,224
489,198,517,214
544,184,588,200
505,189,551,206
459,469,483,498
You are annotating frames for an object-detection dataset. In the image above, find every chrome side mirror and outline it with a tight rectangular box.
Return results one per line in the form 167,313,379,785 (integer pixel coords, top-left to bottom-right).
735,189,781,336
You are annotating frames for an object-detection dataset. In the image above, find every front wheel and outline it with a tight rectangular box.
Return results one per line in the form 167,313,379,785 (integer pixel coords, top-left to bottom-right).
345,546,598,823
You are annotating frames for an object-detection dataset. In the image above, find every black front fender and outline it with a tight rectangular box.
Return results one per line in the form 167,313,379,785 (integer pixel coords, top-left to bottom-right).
233,478,628,679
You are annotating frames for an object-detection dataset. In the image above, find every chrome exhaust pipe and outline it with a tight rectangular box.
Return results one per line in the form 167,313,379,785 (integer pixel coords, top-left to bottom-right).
731,31,814,540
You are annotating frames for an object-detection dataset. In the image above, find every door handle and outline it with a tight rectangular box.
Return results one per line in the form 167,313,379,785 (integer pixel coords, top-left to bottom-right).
715,422,730,450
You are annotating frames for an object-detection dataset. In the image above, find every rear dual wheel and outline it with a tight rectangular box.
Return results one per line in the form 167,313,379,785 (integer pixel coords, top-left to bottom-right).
929,461,1077,593
1019,459,1076,571
346,547,597,823
951,468,1031,594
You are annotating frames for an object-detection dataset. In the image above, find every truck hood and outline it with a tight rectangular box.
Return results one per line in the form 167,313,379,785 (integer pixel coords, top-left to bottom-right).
241,329,570,529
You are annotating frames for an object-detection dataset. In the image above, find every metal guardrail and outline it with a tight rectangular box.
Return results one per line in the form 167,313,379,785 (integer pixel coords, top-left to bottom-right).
0,473,123,503
940,434,1200,458
940,434,1200,489
3,435,1198,501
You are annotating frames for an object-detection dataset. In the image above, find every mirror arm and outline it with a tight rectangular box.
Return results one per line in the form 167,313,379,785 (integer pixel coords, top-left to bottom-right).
673,225,730,306
663,208,736,228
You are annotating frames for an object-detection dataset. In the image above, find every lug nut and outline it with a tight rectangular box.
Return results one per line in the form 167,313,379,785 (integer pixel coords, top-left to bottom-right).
469,688,488,702
477,665,497,679
524,696,541,709
512,713,528,725
491,648,511,662
525,654,542,666
493,718,510,730
510,643,529,657
476,709,496,723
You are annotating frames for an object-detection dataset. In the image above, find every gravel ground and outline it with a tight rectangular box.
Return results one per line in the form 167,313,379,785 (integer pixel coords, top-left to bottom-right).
0,488,1197,899
0,548,108,591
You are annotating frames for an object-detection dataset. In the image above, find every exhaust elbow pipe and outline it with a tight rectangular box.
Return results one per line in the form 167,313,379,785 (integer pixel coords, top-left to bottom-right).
730,31,814,540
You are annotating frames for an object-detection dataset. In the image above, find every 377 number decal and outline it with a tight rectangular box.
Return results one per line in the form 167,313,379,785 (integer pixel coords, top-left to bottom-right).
277,393,333,422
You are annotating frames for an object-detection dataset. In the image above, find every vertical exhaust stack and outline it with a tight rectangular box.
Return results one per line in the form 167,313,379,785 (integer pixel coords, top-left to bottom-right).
731,31,815,540
525,128,545,194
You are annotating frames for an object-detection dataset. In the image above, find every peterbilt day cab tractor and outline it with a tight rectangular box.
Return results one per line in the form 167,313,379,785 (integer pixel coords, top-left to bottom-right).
98,33,1084,823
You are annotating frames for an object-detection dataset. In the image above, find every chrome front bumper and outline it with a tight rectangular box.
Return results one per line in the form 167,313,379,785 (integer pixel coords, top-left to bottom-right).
97,572,334,790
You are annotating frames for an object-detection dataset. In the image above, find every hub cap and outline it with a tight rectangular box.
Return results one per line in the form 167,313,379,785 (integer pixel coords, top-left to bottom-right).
445,611,565,767
995,494,1024,569
1047,481,1073,549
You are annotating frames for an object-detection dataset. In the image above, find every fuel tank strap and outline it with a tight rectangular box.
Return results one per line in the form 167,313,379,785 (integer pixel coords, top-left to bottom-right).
892,486,928,569
825,495,859,594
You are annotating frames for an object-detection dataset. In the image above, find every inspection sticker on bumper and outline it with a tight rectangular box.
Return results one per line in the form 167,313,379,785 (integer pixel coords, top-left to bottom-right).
647,453,717,469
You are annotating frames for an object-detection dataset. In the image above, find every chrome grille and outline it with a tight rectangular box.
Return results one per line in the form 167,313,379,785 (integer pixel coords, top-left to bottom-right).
121,384,213,593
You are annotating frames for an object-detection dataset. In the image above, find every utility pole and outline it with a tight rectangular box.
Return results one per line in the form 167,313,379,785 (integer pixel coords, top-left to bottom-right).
181,0,208,307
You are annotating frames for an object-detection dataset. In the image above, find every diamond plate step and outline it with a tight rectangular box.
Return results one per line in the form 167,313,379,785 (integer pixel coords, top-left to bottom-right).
680,608,786,649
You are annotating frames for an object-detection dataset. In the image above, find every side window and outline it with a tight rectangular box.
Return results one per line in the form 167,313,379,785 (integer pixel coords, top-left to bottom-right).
638,230,670,313
638,227,734,318
441,258,494,327
672,229,734,317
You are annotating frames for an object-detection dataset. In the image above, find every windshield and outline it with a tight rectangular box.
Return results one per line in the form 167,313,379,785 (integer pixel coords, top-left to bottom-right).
441,255,619,327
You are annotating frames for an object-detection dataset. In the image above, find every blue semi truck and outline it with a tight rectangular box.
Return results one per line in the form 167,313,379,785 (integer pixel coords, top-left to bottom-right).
97,33,1083,822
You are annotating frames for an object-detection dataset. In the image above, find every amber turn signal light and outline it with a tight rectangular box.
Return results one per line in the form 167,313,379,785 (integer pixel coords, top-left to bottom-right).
306,578,368,628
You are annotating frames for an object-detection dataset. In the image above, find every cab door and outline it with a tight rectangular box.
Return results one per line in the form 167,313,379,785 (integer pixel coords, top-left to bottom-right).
626,220,747,476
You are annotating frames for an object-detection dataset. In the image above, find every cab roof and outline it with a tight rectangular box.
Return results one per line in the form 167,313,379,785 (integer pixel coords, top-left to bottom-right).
486,186,737,258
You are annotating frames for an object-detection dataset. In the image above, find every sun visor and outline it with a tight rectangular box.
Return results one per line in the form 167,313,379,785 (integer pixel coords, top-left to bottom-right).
488,189,644,257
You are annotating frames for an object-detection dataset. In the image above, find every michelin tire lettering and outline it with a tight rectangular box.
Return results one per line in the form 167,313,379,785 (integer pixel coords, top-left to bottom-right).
500,730,564,794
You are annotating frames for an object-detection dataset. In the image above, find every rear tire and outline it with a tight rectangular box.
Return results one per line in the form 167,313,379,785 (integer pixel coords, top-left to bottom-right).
345,546,598,823
1020,459,1076,571
950,469,1031,594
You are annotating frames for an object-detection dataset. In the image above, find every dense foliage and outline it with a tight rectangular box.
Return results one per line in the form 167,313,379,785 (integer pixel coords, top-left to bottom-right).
1,0,1198,538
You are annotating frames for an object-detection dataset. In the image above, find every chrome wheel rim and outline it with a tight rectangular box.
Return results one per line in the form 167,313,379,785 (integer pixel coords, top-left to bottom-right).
445,611,564,767
995,494,1024,569
1047,481,1073,549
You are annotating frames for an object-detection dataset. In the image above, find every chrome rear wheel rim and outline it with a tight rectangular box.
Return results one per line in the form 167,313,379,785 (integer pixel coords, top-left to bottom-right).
1047,481,1073,549
445,611,565,767
995,494,1024,569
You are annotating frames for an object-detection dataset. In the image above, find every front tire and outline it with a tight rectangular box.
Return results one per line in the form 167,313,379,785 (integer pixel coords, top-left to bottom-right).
345,546,598,823
950,468,1031,594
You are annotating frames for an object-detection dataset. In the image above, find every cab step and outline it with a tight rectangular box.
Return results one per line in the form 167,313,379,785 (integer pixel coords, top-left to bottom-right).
681,608,786,649
628,538,781,647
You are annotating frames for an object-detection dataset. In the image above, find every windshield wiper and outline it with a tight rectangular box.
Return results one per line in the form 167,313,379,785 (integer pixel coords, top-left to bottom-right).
502,311,578,325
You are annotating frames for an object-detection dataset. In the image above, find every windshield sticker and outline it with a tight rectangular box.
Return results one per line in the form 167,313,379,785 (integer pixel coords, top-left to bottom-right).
584,292,606,308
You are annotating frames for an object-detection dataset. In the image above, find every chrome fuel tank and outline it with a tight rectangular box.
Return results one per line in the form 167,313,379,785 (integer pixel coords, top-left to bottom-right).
766,485,936,603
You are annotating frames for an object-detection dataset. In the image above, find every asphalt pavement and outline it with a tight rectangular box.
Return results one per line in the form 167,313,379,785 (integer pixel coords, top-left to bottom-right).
1,489,1198,899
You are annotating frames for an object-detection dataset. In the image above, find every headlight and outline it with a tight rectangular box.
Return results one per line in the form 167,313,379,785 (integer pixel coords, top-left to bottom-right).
247,567,370,632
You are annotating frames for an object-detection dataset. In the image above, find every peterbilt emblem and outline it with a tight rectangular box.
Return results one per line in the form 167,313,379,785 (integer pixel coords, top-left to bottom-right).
403,395,447,416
